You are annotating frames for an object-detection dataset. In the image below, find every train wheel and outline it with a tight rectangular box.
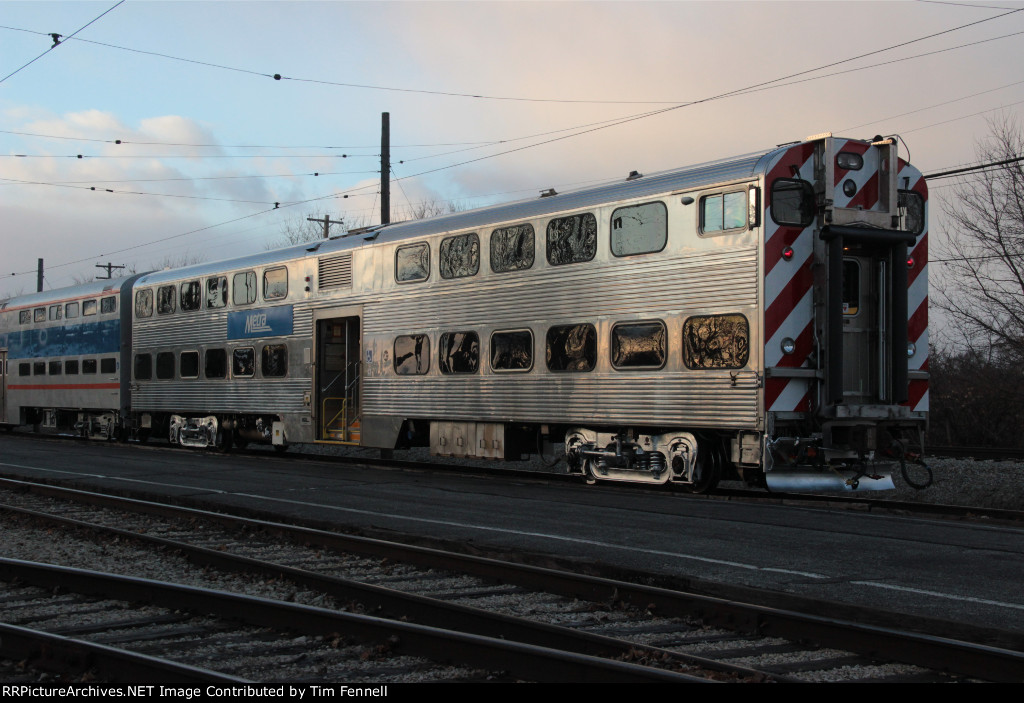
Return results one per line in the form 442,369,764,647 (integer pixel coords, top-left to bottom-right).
684,442,721,494
234,436,249,450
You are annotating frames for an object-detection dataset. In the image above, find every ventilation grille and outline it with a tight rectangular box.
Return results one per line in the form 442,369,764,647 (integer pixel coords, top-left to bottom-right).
318,253,352,289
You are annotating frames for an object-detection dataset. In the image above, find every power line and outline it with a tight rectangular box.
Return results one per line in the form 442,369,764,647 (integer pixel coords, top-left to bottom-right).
0,128,498,150
924,154,1024,179
2,6,1020,104
0,1,124,84
10,7,1024,279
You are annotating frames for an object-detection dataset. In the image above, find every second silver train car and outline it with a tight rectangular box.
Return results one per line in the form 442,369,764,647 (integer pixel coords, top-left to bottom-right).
2,133,929,492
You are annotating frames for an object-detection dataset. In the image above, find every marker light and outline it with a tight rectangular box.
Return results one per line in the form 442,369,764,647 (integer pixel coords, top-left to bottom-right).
782,246,794,261
781,338,796,355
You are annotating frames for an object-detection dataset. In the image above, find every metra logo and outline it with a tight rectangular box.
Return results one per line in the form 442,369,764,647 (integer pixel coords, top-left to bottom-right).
227,305,292,340
245,313,272,334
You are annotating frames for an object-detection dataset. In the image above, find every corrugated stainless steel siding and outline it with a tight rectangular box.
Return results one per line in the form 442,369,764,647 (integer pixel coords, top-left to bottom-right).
133,379,308,413
364,373,758,428
366,248,757,332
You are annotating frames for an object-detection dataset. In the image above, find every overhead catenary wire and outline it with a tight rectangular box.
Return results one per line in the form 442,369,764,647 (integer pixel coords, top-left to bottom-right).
8,7,1024,281
0,5,1020,104
0,1,124,85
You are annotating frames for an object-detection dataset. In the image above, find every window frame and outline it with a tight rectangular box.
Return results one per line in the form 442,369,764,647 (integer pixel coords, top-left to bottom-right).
490,223,536,274
395,242,431,283
682,313,751,370
610,319,668,370
489,329,534,373
180,350,200,379
546,212,598,266
610,201,668,258
263,267,288,301
439,232,480,280
393,334,431,376
438,330,480,375
261,344,288,377
232,347,256,378
700,190,749,235
545,323,598,373
232,271,257,306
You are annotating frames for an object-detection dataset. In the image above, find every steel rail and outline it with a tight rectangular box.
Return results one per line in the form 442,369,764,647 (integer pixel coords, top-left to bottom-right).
0,558,706,683
0,621,249,683
2,476,1022,681
2,501,765,681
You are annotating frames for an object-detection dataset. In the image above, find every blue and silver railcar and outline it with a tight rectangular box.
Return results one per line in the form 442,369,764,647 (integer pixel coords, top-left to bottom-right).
0,277,140,437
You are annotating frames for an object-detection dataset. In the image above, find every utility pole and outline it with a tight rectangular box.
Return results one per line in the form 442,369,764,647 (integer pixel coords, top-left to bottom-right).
37,258,43,292
95,262,126,280
381,112,390,225
307,215,346,239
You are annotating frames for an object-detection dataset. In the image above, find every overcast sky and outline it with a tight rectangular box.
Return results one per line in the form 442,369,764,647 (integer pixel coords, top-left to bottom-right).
2,0,1022,308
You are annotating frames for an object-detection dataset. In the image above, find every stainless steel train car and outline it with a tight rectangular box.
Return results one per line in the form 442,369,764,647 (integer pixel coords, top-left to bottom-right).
0,132,928,492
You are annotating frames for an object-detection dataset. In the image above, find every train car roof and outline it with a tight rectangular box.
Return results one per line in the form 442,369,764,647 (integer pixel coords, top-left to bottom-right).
34,137,850,293
0,276,137,311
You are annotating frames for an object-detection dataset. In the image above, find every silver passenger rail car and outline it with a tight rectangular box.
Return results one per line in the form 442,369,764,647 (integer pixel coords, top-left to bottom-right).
4,132,927,494
0,276,143,438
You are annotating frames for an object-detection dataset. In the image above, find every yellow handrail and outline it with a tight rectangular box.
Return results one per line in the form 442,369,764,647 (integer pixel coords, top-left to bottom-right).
321,397,347,440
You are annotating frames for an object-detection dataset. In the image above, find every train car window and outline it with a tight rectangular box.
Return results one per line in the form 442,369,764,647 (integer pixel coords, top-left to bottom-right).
34,308,45,322
65,302,79,319
101,296,117,314
233,271,257,305
180,281,201,311
546,323,597,372
262,344,288,377
440,233,480,280
100,358,116,374
439,331,479,374
82,359,97,374
232,348,255,377
701,192,747,233
49,305,62,321
33,362,45,376
842,260,860,316
19,310,30,324
263,267,288,300
19,363,30,376
396,243,430,283
547,213,597,266
770,179,816,227
180,351,200,379
83,300,97,316
206,277,228,308
205,349,227,379
611,321,667,369
394,334,430,375
491,223,535,273
682,314,750,369
135,289,153,318
157,286,176,315
155,352,175,379
899,190,925,235
65,360,79,375
611,202,667,257
490,329,533,372
49,360,62,375
134,354,152,380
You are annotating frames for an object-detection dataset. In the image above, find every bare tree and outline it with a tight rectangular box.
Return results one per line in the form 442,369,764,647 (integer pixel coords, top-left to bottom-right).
396,199,468,222
267,209,364,249
937,115,1024,362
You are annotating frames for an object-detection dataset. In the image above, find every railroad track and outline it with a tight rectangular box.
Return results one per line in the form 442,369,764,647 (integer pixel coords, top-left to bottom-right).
9,430,1024,524
2,478,1021,682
